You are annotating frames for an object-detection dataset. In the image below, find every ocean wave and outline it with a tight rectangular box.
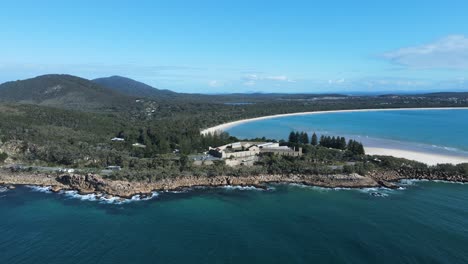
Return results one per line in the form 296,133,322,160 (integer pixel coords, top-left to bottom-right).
288,183,395,197
430,144,458,152
166,189,189,194
358,187,395,197
287,183,355,192
60,190,160,204
432,180,466,185
26,185,52,193
399,179,429,186
398,179,468,188
222,185,264,191
25,185,160,204
130,192,160,201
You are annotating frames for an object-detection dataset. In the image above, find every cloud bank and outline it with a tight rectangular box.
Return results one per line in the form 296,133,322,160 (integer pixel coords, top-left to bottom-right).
383,35,468,69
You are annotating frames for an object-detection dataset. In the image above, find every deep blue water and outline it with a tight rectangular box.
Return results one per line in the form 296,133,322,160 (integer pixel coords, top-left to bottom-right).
2,109,468,263
1,182,468,264
227,109,468,155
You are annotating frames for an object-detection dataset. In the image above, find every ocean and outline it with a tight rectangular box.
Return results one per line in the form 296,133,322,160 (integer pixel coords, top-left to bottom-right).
2,109,468,263
1,182,467,263
226,109,468,157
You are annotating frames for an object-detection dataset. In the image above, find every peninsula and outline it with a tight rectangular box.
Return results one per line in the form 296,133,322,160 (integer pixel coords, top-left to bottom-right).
1,74,468,198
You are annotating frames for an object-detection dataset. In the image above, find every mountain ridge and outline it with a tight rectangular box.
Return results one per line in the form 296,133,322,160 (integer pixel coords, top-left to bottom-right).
0,74,134,110
92,75,177,98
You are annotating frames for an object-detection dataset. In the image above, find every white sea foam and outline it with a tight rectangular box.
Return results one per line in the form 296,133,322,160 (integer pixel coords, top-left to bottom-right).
399,179,429,186
130,192,159,201
165,189,188,194
24,184,161,204
222,185,263,191
288,183,396,197
60,190,160,204
26,185,52,193
288,183,352,192
358,187,394,197
60,190,99,201
432,180,466,185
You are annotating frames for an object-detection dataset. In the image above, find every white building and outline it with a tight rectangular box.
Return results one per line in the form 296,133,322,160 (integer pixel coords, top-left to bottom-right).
209,142,301,159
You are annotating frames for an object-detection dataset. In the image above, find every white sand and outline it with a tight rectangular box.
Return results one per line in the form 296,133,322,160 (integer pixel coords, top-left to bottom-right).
201,107,468,165
365,147,468,165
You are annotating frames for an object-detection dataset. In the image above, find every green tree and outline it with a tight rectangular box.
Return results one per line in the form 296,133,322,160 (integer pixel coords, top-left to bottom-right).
339,137,347,150
311,133,318,146
301,132,309,144
288,131,297,144
0,152,8,163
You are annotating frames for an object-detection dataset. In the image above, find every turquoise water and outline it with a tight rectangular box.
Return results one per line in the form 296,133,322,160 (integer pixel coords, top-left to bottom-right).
1,182,468,263
227,109,468,155
2,109,468,263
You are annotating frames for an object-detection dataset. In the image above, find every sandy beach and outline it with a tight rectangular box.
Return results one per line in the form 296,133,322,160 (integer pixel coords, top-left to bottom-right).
365,147,468,165
201,107,468,165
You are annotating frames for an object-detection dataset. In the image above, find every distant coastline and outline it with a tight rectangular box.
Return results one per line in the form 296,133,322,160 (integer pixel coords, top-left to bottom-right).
201,107,468,165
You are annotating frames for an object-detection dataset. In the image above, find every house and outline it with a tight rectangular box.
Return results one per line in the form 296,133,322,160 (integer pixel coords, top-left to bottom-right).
111,137,125,142
209,142,260,158
209,141,302,160
260,146,302,157
257,142,280,148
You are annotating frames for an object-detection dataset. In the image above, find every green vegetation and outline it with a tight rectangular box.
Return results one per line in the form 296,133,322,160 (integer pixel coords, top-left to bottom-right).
289,132,365,155
288,131,309,145
311,132,318,146
319,135,347,150
1,74,467,182
0,74,133,111
0,152,7,163
93,76,177,98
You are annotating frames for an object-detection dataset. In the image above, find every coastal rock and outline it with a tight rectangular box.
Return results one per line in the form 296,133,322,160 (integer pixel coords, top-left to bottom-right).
377,180,398,189
56,174,106,193
51,185,63,192
2,165,467,198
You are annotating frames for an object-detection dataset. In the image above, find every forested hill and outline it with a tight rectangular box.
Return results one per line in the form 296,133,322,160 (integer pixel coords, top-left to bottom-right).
421,92,468,98
0,74,135,111
93,76,177,98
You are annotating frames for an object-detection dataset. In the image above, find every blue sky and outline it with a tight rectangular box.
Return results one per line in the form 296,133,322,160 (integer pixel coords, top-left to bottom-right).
1,0,467,93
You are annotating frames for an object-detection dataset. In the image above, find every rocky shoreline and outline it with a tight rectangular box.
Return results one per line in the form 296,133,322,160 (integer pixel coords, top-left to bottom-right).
1,167,467,199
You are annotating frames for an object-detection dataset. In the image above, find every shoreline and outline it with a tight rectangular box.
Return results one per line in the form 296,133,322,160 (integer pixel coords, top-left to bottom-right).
1,168,467,200
201,107,468,165
365,147,468,165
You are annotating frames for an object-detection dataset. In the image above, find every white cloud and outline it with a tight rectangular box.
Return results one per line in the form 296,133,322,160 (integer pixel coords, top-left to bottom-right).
383,35,468,69
328,78,345,84
208,80,223,87
243,80,256,86
242,74,294,85
265,75,287,81
243,74,259,81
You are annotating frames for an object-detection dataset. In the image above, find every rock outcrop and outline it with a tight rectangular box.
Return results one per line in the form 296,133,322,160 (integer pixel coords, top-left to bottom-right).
1,167,466,198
